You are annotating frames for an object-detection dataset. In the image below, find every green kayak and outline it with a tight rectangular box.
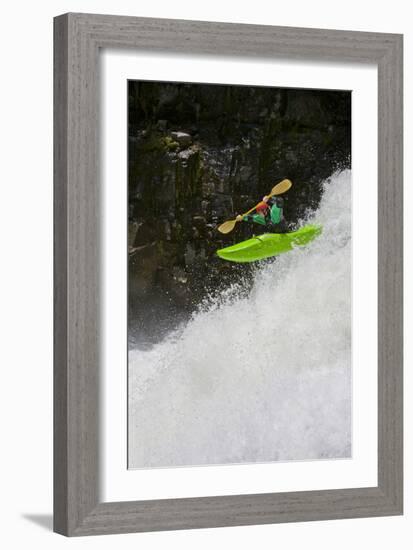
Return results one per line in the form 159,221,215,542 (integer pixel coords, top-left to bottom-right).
216,224,322,263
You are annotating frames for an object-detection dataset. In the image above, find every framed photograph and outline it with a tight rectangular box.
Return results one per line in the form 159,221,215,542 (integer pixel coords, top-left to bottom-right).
54,13,403,536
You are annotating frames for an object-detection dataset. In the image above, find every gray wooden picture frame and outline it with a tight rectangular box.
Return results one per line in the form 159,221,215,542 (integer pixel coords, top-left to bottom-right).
54,13,403,536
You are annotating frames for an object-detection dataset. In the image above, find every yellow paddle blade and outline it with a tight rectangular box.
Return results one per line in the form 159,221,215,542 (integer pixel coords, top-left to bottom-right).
217,219,237,234
269,178,292,197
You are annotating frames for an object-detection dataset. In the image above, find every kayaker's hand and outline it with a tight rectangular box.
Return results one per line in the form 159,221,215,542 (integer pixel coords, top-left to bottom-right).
236,215,243,222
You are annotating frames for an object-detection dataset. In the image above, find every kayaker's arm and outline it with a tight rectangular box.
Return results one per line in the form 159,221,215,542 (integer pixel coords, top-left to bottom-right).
242,214,267,225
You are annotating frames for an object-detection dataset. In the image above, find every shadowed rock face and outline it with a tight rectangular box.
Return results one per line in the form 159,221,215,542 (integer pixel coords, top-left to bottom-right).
128,81,351,345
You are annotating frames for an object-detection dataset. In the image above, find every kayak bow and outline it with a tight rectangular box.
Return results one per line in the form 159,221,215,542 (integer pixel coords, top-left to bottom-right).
216,224,322,263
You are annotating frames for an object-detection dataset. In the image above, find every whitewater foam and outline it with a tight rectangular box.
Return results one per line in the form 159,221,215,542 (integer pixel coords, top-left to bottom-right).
128,170,352,468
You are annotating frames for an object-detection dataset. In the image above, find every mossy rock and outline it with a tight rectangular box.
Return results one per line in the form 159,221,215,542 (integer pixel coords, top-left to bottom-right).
136,134,179,154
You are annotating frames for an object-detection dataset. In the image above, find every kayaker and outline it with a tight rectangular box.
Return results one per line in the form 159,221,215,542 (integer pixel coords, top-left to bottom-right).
236,196,288,233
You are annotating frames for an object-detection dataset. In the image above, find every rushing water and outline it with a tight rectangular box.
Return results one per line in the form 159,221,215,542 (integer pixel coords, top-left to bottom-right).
128,170,352,468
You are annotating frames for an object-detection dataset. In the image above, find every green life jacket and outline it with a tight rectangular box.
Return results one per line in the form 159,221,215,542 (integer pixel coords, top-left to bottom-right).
243,203,283,226
270,203,282,224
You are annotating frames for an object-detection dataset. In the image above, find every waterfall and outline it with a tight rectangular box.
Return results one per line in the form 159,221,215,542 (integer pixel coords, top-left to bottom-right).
129,170,352,468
